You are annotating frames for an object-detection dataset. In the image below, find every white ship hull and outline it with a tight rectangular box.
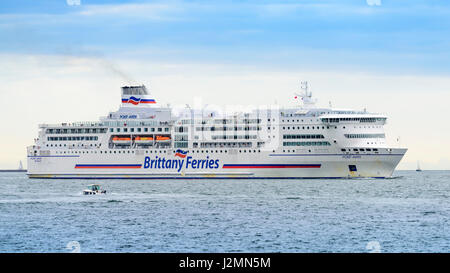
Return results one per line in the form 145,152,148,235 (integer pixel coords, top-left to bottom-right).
27,84,407,179
27,148,406,179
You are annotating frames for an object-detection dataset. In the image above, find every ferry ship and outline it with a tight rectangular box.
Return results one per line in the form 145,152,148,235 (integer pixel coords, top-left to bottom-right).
27,83,407,179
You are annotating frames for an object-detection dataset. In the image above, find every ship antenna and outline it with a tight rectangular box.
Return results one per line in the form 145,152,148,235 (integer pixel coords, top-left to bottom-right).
300,81,309,97
294,81,317,108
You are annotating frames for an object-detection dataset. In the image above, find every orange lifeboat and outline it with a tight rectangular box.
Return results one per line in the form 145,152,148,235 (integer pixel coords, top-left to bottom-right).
135,136,154,145
112,136,132,145
155,136,171,142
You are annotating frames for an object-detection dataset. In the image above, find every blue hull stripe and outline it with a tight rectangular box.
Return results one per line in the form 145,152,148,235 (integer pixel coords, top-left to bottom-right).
75,164,142,168
28,155,80,158
223,164,321,168
269,154,404,156
29,176,387,180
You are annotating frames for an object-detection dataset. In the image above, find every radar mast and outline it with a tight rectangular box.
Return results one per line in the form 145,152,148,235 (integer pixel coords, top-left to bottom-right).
294,81,317,108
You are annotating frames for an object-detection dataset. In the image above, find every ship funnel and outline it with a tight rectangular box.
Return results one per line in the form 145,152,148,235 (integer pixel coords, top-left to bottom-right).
121,85,157,106
121,85,148,95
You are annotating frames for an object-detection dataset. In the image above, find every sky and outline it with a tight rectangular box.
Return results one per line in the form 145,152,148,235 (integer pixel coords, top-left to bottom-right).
0,0,449,170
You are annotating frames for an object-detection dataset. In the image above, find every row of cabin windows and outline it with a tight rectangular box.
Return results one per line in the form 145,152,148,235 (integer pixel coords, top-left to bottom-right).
196,142,252,148
283,134,325,140
282,112,375,117
283,141,331,147
282,126,334,130
282,149,316,153
48,136,98,141
281,119,315,123
344,134,386,139
55,147,385,155
281,125,383,131
341,148,379,152
109,127,169,133
211,135,257,140
46,128,107,134
49,142,256,150
53,149,263,154
47,143,100,147
196,126,261,131
192,150,229,153
211,119,261,124
322,118,385,123
55,150,164,154
266,149,320,153
239,150,261,153
354,126,382,129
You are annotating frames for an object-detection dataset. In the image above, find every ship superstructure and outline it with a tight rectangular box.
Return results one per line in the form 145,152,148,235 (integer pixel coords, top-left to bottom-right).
27,84,406,179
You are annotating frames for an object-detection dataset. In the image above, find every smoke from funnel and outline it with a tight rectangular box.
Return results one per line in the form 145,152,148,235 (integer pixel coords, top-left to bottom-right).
96,58,138,85
57,46,140,85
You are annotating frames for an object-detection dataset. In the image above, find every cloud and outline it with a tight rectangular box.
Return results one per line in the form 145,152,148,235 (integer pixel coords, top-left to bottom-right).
366,0,382,7
77,2,185,21
66,0,81,6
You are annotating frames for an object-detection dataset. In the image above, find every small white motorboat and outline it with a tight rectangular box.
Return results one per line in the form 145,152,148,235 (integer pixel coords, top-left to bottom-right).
83,184,107,195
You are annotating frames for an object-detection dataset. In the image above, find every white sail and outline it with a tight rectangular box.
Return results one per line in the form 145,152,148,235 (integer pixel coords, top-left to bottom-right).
416,161,422,172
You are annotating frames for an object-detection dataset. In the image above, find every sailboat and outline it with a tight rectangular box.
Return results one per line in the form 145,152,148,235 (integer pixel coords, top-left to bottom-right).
416,161,422,172
18,160,24,171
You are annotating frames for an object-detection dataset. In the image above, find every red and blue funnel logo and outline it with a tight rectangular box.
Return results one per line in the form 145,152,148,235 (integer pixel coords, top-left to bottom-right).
175,149,188,158
122,96,156,105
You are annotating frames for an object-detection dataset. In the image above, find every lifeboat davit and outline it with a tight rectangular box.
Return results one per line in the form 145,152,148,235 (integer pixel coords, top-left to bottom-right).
134,136,154,145
112,136,132,145
155,136,171,143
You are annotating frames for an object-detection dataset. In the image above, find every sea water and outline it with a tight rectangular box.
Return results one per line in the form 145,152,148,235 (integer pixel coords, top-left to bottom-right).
0,171,448,253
